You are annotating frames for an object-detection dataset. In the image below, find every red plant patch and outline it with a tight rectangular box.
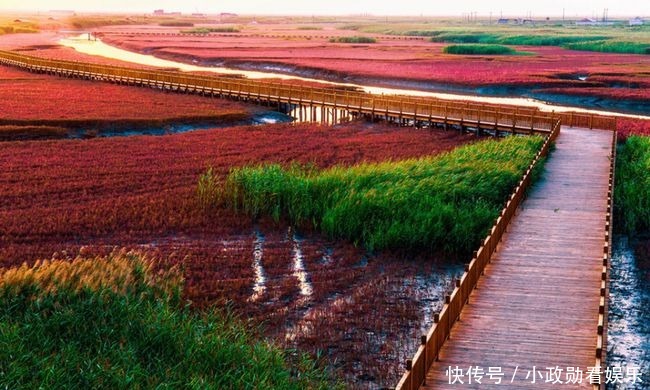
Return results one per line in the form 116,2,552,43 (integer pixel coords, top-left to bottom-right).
0,65,253,123
617,118,650,139
97,31,650,102
0,122,473,387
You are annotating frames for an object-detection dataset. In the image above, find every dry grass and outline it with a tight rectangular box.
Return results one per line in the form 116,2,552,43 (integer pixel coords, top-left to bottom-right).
0,249,182,298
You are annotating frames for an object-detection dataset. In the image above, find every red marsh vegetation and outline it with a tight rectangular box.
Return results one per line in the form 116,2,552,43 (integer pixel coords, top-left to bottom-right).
617,118,650,139
98,29,650,102
0,64,254,128
0,122,473,387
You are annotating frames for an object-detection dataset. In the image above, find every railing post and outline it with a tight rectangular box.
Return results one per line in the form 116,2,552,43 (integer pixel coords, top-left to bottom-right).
530,113,535,134
421,335,427,385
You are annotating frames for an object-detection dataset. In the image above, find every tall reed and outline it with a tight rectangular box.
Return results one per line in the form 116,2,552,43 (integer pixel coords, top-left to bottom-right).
213,136,544,255
615,136,650,235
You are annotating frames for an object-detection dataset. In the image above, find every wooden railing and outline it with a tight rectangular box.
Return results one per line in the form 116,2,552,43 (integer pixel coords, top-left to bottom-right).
0,50,560,135
557,111,617,131
395,119,561,390
96,31,427,40
595,130,616,389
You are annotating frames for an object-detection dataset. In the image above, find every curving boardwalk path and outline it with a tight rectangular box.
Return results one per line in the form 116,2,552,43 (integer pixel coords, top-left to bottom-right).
423,127,613,389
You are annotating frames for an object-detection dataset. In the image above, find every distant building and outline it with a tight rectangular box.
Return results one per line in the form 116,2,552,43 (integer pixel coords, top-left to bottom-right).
219,12,238,18
192,13,206,18
153,9,182,16
497,18,510,24
629,17,644,26
576,18,597,26
516,18,535,25
576,18,614,26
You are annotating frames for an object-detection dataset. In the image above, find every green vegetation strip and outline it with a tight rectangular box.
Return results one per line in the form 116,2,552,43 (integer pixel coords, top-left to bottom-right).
615,136,650,235
430,32,607,45
0,252,333,389
329,36,377,43
443,44,518,55
159,21,194,27
345,25,649,55
207,136,544,255
182,27,240,34
563,40,650,55
432,33,649,55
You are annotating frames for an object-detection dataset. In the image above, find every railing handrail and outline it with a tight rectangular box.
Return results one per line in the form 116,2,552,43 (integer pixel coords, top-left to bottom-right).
595,130,616,389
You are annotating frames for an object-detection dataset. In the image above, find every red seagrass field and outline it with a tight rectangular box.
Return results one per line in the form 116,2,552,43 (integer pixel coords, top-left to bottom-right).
94,22,650,105
0,74,472,385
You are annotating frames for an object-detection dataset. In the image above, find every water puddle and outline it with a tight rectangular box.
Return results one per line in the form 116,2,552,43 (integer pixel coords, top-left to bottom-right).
289,228,313,299
249,228,267,302
66,122,224,138
58,35,650,120
43,111,293,140
321,247,333,265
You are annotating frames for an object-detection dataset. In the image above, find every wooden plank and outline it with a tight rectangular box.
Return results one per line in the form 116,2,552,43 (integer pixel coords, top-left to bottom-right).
422,128,612,389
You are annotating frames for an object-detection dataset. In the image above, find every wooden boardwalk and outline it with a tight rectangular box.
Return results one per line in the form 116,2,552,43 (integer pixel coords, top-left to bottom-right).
422,127,613,389
0,50,617,133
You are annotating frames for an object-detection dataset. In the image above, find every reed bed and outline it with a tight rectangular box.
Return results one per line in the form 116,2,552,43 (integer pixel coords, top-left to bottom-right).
0,251,334,389
616,136,650,235
212,136,544,255
443,44,518,55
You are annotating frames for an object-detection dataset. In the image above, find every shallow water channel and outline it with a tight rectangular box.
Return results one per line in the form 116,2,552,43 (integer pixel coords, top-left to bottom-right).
59,35,650,120
61,111,293,139
607,237,650,389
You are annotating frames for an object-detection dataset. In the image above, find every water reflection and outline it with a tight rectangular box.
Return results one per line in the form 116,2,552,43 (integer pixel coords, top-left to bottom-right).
249,228,267,302
289,228,313,299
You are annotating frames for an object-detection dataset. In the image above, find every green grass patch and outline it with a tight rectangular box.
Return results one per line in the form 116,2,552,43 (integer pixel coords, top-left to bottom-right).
0,252,335,389
182,27,240,33
499,34,608,46
615,136,650,235
443,44,519,55
431,32,649,54
209,136,544,255
400,30,444,36
69,17,140,29
431,32,501,43
159,21,194,27
340,21,650,51
296,26,323,30
564,40,650,55
329,36,376,44
430,32,607,46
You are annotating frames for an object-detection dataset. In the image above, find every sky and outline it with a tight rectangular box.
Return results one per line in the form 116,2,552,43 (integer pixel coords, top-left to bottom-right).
0,0,645,17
